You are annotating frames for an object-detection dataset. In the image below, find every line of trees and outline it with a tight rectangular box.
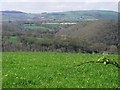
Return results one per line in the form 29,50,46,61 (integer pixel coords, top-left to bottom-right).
2,35,118,54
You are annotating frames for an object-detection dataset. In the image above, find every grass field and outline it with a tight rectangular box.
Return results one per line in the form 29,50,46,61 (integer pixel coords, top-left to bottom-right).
9,36,18,42
2,52,119,88
24,24,49,30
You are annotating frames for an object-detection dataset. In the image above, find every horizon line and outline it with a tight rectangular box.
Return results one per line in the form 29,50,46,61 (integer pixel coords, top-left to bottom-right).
1,9,118,14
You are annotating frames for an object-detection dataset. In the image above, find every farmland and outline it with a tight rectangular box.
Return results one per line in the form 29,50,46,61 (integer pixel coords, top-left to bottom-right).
24,24,49,30
2,52,119,88
23,23,70,31
1,10,119,88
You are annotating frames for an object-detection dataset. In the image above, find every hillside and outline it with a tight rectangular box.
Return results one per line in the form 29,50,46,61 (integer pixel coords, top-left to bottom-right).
2,10,118,53
3,52,119,88
1,10,118,21
1,11,37,21
43,10,118,21
56,20,118,46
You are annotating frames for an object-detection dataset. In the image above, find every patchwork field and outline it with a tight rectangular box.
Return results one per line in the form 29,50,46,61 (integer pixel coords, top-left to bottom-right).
2,52,119,88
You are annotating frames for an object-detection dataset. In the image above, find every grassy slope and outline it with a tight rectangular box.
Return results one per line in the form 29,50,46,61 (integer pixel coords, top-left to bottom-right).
2,52,119,88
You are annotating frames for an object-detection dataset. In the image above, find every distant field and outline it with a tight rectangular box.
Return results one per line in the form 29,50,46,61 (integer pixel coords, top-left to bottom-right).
9,36,18,42
24,24,49,30
24,24,68,31
2,52,119,88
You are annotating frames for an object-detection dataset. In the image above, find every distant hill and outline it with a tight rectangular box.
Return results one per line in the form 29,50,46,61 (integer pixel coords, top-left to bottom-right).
1,10,118,21
1,10,36,21
56,20,118,45
41,10,118,21
1,11,25,14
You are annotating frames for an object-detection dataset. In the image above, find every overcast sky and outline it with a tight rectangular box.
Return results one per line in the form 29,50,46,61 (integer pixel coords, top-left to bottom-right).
1,0,119,13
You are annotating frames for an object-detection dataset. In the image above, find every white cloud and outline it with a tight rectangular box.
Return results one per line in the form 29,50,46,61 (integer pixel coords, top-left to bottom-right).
1,0,119,2
84,0,119,2
1,2,118,13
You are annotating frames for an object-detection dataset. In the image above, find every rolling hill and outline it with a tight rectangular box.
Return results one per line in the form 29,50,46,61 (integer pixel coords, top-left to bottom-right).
1,10,118,21
2,10,119,53
1,11,37,21
42,10,118,21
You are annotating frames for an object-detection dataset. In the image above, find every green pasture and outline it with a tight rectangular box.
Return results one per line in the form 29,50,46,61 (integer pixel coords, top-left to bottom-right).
9,36,18,42
24,24,49,30
2,52,119,88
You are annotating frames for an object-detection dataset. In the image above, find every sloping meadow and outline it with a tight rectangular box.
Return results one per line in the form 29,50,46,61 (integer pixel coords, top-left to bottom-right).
2,52,119,88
